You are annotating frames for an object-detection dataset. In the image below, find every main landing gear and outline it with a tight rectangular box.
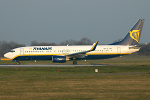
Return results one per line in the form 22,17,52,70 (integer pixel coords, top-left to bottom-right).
17,61,21,65
73,60,77,65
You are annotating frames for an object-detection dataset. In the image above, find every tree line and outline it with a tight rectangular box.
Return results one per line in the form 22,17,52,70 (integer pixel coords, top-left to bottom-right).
0,38,150,57
30,38,93,46
0,38,93,57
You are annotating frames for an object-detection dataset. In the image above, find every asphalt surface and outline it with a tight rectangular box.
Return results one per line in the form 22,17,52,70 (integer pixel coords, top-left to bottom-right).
0,64,108,67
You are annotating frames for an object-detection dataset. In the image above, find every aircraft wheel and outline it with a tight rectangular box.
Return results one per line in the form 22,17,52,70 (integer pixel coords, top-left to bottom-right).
73,60,77,65
16,61,21,65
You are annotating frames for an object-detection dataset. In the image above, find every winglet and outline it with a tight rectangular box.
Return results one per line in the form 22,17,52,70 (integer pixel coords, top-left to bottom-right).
90,41,99,51
66,41,99,59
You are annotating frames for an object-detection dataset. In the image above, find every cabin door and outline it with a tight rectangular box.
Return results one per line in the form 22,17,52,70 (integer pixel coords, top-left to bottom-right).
62,49,69,54
20,48,24,55
62,49,66,54
117,47,121,54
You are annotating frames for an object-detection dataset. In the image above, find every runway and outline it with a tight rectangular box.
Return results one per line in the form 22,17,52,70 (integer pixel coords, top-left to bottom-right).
0,64,108,67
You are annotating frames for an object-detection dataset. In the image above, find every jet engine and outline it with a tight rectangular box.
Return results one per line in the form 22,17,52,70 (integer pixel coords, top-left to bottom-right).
52,56,66,63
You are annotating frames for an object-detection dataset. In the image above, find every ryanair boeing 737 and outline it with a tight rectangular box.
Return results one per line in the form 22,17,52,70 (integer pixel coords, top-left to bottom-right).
4,19,144,64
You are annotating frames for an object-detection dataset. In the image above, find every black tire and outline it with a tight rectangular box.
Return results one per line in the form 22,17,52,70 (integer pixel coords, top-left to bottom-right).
17,61,20,65
73,60,77,65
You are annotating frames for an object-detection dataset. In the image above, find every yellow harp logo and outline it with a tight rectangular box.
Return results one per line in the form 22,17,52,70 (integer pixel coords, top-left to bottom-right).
129,29,140,43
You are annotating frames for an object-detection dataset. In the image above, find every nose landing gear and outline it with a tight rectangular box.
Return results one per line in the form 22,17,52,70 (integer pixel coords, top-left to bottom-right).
13,60,21,65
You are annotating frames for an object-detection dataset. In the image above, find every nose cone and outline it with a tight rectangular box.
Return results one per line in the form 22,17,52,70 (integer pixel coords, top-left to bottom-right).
4,53,11,59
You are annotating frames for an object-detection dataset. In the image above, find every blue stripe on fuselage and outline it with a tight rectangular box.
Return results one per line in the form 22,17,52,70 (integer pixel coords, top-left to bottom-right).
13,55,53,61
13,54,122,61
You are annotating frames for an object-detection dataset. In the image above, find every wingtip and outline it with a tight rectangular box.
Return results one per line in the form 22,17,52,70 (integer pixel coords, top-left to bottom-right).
90,41,99,51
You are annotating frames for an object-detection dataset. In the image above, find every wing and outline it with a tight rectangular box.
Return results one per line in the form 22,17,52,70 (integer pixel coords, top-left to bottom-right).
66,41,99,59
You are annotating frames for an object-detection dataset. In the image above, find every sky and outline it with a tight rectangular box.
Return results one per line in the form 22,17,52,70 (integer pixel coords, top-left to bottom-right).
0,0,150,46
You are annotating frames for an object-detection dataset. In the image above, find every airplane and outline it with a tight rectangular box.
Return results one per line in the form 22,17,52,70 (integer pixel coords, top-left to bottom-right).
4,19,144,64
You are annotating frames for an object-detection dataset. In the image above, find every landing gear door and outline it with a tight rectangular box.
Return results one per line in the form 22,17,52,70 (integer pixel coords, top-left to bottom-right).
20,48,24,55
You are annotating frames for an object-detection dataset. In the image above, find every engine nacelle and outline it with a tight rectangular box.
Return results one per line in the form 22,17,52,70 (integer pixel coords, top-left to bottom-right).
52,56,66,63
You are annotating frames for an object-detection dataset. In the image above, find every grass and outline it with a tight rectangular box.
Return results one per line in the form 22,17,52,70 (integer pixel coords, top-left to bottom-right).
0,73,150,100
1,55,150,66
0,55,150,100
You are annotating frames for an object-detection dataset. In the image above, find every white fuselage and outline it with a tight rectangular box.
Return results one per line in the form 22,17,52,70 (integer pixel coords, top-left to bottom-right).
4,45,139,61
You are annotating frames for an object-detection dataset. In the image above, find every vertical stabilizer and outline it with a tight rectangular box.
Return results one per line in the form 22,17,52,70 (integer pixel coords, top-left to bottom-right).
111,19,144,45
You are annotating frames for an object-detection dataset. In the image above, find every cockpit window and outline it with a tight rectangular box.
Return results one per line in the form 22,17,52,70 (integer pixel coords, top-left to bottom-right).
9,50,15,52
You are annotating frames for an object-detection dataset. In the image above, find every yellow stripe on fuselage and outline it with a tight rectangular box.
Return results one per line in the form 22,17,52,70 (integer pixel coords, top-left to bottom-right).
12,53,131,60
86,53,131,55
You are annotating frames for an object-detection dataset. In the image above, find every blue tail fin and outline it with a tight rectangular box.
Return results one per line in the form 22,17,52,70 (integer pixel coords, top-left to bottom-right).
110,19,144,45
